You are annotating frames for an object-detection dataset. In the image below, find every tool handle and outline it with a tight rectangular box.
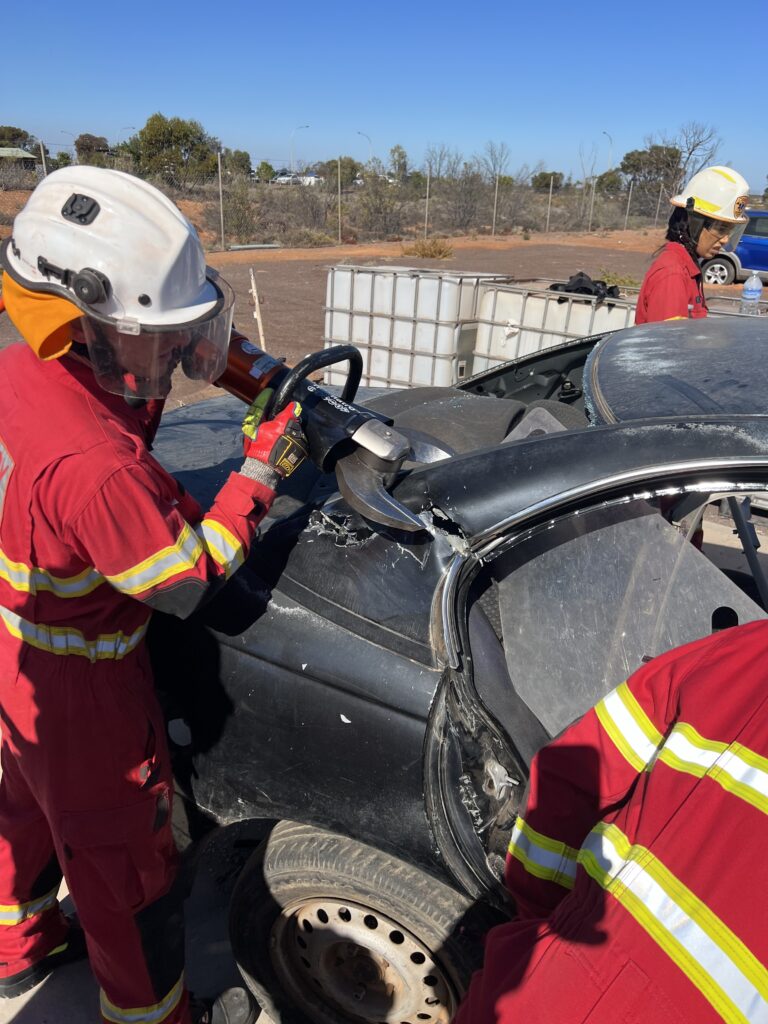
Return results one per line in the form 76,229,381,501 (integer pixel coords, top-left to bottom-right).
269,345,362,416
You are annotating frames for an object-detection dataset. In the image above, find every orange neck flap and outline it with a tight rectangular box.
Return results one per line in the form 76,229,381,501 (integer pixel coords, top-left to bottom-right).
1,272,82,360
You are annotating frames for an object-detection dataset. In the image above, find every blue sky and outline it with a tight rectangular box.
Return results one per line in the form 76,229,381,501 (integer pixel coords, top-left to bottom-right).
7,1,767,190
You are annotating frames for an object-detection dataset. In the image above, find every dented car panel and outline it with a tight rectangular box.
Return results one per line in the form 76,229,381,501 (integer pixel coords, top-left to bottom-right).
151,316,768,902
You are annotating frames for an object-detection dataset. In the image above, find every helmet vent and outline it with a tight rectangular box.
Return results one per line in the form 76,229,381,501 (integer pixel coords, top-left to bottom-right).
138,294,152,307
61,194,100,226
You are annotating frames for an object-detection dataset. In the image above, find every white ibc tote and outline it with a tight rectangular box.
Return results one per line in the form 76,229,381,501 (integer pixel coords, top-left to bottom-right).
471,283,637,373
323,265,514,388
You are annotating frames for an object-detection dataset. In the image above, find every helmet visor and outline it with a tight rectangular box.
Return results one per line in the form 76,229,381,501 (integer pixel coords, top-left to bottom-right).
78,276,234,399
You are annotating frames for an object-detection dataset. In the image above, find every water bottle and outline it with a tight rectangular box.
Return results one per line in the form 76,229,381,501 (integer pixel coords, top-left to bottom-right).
739,271,763,315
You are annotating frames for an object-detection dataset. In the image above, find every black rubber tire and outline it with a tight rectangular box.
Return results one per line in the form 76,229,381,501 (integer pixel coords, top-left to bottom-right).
229,820,504,1024
702,257,736,286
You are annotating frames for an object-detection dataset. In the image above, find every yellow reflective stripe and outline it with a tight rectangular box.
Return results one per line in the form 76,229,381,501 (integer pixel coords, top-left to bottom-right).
105,523,203,597
101,974,184,1024
0,885,58,925
595,681,663,773
579,823,768,1023
507,815,578,889
196,519,245,579
0,605,148,662
0,547,104,598
658,723,768,817
713,168,737,184
693,196,719,214
663,316,687,321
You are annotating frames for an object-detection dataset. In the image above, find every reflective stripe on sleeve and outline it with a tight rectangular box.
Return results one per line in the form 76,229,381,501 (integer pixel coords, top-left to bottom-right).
105,523,203,597
100,974,184,1024
195,518,245,579
595,681,664,772
660,724,768,816
0,546,104,598
0,886,59,926
579,823,768,1024
0,605,148,662
507,815,579,889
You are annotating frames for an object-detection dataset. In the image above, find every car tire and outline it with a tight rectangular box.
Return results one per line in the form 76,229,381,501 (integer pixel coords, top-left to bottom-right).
702,257,736,285
229,820,504,1024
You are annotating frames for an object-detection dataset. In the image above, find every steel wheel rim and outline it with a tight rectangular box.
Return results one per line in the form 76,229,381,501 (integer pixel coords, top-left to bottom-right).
269,896,456,1024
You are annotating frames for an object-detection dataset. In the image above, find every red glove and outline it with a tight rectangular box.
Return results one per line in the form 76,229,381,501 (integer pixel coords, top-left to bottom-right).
243,401,308,481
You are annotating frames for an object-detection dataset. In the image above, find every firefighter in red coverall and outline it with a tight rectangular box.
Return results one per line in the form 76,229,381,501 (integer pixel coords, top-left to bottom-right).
0,167,308,1024
635,165,749,324
455,618,768,1023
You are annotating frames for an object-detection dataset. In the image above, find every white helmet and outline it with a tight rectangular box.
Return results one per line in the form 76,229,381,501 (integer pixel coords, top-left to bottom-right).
670,165,750,224
0,166,234,399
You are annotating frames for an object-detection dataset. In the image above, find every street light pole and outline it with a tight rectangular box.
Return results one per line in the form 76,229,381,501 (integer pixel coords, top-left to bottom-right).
356,130,373,165
601,130,613,173
290,124,309,174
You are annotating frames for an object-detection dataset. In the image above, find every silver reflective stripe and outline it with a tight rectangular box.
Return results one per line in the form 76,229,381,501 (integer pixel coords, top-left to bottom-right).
100,974,184,1024
105,523,203,597
0,547,104,598
508,816,578,889
595,682,663,772
0,886,58,925
196,519,244,578
580,825,768,1022
661,724,768,816
0,605,148,662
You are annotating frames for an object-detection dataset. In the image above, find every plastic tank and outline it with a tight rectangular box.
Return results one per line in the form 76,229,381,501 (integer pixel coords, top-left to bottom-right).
324,266,514,388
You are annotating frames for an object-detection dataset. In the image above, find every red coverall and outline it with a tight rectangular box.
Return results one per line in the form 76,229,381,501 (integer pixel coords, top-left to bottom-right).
635,242,707,324
455,619,768,1024
0,343,276,1023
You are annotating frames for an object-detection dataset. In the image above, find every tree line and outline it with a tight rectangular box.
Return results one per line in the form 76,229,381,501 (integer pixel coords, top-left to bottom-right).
3,117,763,203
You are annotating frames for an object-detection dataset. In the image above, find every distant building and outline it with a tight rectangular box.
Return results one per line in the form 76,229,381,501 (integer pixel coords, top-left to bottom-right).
0,148,36,170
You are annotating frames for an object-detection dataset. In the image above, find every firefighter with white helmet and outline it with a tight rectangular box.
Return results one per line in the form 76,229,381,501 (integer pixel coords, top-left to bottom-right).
635,164,750,324
0,167,306,1023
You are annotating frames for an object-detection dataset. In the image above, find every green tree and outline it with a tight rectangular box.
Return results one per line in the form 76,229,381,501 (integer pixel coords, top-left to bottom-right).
0,126,36,151
622,147,684,194
75,133,110,167
223,148,251,177
313,156,361,188
531,171,564,191
255,160,275,183
132,113,220,186
389,144,408,183
50,150,72,170
596,169,622,193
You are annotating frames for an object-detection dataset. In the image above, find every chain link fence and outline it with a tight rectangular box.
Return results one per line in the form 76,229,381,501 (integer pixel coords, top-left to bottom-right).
0,158,674,251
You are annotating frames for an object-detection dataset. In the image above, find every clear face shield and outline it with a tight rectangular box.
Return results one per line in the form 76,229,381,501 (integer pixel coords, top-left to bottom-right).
687,210,746,249
78,275,235,400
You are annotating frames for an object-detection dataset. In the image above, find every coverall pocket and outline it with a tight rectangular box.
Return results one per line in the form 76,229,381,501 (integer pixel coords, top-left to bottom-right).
58,783,177,918
581,954,686,1024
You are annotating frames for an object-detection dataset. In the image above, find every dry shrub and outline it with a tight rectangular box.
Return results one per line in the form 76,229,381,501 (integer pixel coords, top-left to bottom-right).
282,228,336,248
401,237,454,259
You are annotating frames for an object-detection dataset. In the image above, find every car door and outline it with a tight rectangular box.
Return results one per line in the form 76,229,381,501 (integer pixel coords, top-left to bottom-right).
736,214,768,274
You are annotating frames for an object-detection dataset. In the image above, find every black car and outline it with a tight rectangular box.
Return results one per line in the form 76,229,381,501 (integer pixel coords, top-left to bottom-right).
150,316,768,1024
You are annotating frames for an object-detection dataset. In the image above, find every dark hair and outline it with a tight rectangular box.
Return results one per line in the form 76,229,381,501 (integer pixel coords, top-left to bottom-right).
664,206,700,262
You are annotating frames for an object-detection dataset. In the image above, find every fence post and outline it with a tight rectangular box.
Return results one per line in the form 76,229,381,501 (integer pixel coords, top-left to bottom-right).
654,180,664,228
39,142,48,177
587,177,597,233
337,158,342,244
491,173,499,236
623,179,633,231
424,168,431,238
546,175,554,233
217,151,225,251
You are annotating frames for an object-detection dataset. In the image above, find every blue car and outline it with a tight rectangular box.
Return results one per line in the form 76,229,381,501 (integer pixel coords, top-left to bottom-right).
702,208,768,285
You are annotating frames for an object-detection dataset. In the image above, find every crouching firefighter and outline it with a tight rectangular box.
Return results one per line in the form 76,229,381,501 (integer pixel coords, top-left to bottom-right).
455,620,768,1023
0,167,308,1023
